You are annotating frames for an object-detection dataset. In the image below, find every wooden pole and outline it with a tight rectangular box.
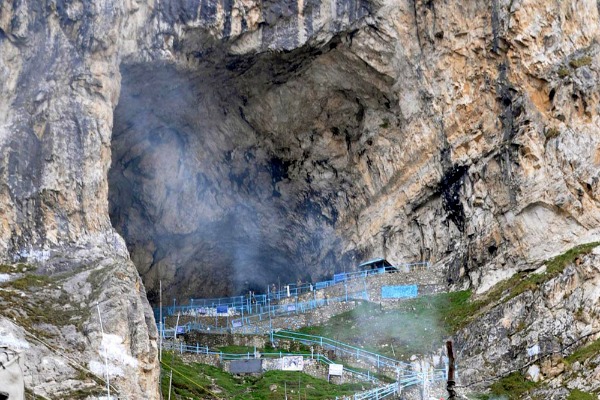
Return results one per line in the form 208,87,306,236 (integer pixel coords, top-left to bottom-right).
446,340,457,399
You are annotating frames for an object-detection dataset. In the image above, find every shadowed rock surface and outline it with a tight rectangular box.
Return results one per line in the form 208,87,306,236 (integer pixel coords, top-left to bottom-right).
2,0,600,397
111,0,600,303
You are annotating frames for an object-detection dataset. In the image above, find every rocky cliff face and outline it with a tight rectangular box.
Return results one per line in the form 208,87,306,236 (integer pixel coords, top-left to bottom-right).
0,1,161,397
456,246,600,397
2,0,600,397
109,0,600,302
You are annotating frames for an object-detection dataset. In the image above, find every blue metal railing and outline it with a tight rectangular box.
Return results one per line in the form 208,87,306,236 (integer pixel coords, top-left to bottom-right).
155,261,431,319
271,330,412,370
160,341,378,383
160,328,446,400
350,370,447,400
230,291,369,329
160,290,369,334
352,382,399,400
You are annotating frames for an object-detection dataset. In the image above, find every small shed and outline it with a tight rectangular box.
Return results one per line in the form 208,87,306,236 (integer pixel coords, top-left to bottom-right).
229,359,262,374
357,258,397,272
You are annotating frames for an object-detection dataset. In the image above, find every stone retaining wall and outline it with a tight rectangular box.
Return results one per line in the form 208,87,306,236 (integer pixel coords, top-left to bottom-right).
177,351,366,384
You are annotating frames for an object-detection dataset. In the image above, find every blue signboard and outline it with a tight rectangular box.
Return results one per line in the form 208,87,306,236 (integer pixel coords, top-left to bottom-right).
231,321,242,328
216,305,228,314
176,326,186,334
333,273,346,283
381,285,418,299
286,304,296,312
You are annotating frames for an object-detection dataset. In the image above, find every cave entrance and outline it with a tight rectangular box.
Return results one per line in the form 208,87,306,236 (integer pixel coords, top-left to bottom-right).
108,41,391,303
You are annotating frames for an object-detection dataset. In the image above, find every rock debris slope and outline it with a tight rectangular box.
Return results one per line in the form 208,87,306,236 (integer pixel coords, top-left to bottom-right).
1,0,600,397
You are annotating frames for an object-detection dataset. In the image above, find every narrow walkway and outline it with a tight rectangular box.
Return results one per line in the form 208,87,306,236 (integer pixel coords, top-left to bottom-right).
162,328,446,400
162,289,369,335
155,262,431,319
161,340,378,383
271,330,446,400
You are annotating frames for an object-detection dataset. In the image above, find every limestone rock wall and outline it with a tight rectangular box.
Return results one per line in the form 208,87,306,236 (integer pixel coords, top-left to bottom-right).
456,248,600,396
108,0,600,302
0,0,386,396
341,0,600,293
2,0,600,397
0,257,158,398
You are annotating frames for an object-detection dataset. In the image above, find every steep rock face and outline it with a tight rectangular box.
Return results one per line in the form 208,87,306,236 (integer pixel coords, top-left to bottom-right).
339,0,600,292
110,0,600,302
456,247,600,397
0,1,162,397
0,0,384,395
0,257,158,398
2,0,600,396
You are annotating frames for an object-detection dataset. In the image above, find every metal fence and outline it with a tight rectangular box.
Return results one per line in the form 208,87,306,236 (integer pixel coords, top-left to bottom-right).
159,289,370,334
155,262,431,319
160,341,378,383
162,326,446,400
230,290,369,329
271,330,447,400
341,368,446,400
352,382,399,400
271,330,412,370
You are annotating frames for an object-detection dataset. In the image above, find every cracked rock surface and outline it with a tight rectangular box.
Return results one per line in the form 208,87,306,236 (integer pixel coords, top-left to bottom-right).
2,0,600,397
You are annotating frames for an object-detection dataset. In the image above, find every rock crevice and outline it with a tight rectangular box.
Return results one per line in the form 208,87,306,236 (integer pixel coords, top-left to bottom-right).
2,0,600,396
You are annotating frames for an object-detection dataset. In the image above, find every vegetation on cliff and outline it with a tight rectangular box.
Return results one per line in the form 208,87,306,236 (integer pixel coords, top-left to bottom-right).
160,352,368,400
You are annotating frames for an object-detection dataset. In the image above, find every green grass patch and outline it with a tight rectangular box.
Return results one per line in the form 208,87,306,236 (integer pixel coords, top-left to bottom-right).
565,337,600,365
0,277,88,336
558,66,570,78
160,351,370,400
458,242,600,329
569,56,592,69
489,371,538,399
240,370,369,400
0,263,35,274
299,294,471,360
217,345,258,354
435,289,473,332
509,242,600,300
567,389,596,400
0,263,32,274
5,274,52,290
161,352,239,399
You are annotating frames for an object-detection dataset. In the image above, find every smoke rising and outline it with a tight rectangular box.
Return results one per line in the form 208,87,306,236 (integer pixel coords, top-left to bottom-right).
108,61,350,303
